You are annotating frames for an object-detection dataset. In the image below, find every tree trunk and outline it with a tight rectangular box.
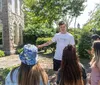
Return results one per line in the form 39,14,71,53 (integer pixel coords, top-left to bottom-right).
74,17,77,28
74,17,77,35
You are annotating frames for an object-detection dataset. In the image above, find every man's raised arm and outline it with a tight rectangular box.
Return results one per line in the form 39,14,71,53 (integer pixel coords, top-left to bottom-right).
37,40,53,48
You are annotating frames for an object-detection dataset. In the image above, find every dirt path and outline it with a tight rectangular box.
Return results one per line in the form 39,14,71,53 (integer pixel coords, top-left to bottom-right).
0,54,53,69
0,55,89,72
0,55,20,68
0,54,91,73
0,54,90,72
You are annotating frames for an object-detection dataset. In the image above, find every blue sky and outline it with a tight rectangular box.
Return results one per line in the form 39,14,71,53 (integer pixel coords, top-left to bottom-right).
70,0,100,28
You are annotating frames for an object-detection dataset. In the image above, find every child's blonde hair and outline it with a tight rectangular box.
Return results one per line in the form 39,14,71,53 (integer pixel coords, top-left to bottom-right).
90,41,100,69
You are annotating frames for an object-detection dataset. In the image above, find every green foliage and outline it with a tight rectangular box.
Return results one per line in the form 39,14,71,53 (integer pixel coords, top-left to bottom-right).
23,25,55,44
78,29,92,59
36,37,56,52
84,4,100,30
36,37,51,45
0,66,18,85
96,30,100,35
0,68,11,85
63,0,86,17
23,0,86,45
74,34,80,44
24,0,86,28
16,48,23,54
68,28,81,45
0,50,5,57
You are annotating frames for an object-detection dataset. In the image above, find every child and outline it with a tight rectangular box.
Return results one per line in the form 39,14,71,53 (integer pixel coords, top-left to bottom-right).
89,41,100,85
57,45,86,85
5,44,49,85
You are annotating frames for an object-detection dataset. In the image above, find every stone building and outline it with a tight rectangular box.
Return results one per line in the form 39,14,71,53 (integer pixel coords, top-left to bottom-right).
0,0,24,55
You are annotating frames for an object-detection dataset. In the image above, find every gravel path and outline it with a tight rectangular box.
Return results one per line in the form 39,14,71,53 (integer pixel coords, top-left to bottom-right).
0,54,90,72
0,54,53,69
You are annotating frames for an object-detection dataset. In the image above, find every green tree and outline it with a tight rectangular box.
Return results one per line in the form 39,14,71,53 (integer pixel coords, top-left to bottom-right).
84,4,100,30
24,0,86,28
23,0,86,44
78,29,92,59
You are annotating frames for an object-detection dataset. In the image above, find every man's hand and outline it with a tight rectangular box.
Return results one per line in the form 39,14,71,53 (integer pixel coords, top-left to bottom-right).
37,45,44,48
37,41,53,49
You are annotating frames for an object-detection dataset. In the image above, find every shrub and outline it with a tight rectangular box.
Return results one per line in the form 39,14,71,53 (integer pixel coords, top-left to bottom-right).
36,37,56,52
23,29,37,44
78,30,92,59
95,30,100,35
68,29,81,45
74,34,81,45
16,48,23,54
0,66,18,85
0,50,5,57
36,37,51,45
23,25,55,44
0,68,11,85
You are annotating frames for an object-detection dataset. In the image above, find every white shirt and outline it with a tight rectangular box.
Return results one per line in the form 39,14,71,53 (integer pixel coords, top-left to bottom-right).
52,32,75,60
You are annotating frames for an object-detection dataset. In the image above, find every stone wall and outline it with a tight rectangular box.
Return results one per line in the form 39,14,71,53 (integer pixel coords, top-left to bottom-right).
0,0,24,55
8,0,24,54
0,0,11,54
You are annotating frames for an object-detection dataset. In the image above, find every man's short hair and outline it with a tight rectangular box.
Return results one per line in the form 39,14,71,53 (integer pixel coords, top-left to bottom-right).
91,34,100,40
58,21,65,26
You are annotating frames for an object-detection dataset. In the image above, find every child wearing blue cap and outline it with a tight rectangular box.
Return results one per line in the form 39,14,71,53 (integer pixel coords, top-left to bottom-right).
5,44,49,85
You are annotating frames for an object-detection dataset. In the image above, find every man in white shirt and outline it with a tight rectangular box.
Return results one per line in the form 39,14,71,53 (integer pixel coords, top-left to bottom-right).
38,21,75,71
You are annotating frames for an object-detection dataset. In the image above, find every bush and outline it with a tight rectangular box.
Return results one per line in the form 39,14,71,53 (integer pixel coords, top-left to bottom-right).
36,37,51,45
0,50,5,57
68,29,81,45
0,68,11,85
23,29,37,44
78,30,92,59
16,48,23,54
95,30,100,35
0,66,18,85
36,37,56,52
74,34,81,45
23,25,55,44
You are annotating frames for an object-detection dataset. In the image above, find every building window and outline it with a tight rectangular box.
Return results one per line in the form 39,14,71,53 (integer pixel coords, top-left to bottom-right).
15,0,18,14
0,0,2,12
12,0,15,13
18,0,20,15
12,0,20,15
